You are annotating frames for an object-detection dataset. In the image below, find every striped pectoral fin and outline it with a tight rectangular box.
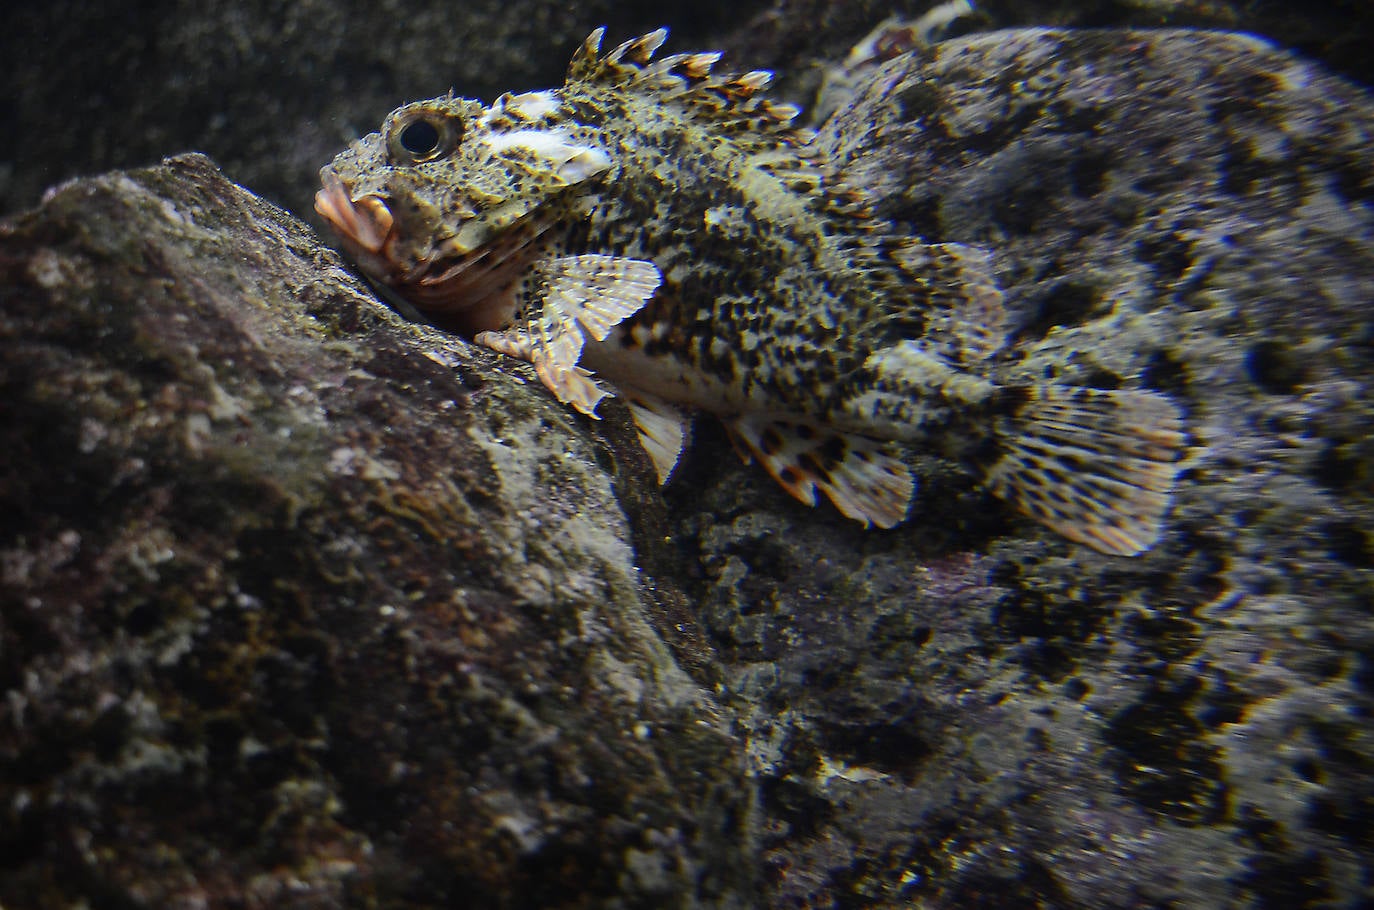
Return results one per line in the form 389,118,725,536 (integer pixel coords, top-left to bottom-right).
474,324,610,417
986,387,1186,556
625,392,691,485
474,254,660,418
540,254,661,342
727,414,914,529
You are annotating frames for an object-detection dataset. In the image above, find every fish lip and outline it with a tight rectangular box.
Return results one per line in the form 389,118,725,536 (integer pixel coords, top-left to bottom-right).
314,169,395,258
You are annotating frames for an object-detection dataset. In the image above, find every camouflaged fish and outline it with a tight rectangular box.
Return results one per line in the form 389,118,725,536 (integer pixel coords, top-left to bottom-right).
315,27,1185,556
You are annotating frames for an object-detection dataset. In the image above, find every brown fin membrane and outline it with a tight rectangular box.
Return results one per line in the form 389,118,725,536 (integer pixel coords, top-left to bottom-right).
985,388,1185,556
728,415,914,529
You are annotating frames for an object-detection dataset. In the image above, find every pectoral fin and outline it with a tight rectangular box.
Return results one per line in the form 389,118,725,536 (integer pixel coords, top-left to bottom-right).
542,254,661,342
474,254,661,417
471,325,602,416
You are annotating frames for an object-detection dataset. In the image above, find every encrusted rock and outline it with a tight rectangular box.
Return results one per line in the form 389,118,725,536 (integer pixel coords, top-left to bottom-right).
673,27,1374,909
0,153,754,909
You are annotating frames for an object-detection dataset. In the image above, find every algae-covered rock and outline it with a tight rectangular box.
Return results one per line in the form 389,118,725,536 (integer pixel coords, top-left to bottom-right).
0,153,754,909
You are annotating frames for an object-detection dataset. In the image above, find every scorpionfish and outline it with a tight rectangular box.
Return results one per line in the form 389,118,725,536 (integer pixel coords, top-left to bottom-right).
316,27,1184,555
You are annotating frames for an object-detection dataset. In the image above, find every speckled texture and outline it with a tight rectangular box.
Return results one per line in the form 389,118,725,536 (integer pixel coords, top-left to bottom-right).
663,28,1374,909
2,16,1373,910
0,153,754,909
314,28,1188,555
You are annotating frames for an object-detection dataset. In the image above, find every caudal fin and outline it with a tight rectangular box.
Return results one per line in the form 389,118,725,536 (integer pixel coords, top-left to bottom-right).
985,388,1185,556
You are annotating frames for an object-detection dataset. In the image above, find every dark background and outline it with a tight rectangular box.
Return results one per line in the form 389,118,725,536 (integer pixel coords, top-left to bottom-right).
2,0,1371,224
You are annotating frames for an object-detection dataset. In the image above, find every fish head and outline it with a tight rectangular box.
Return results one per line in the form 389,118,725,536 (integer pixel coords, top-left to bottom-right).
315,89,614,328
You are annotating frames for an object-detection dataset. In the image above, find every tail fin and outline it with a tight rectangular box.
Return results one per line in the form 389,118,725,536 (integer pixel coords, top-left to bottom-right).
985,387,1185,556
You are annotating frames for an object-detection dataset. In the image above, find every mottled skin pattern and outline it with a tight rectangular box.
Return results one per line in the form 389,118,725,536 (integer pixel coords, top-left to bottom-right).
579,151,1001,438
316,27,1183,554
322,30,995,432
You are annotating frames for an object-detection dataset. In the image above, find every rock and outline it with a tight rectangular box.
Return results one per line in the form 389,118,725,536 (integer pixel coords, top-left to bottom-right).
0,153,754,909
3,22,1374,910
668,28,1374,910
717,0,1374,119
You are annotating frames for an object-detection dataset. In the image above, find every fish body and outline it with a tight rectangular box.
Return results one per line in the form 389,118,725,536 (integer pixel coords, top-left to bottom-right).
316,28,1184,555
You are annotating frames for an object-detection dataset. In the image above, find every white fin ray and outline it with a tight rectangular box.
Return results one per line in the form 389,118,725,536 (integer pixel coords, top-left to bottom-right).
541,254,662,341
625,393,691,485
727,415,914,529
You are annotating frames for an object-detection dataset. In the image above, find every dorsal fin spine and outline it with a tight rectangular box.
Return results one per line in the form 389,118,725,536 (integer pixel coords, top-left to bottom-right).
565,27,803,137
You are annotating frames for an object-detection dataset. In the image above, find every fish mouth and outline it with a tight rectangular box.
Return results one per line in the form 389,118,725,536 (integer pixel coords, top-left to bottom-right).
314,169,412,299
315,169,559,332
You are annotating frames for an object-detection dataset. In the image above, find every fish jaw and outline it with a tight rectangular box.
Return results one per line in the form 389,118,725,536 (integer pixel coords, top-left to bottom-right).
315,168,403,287
315,166,567,334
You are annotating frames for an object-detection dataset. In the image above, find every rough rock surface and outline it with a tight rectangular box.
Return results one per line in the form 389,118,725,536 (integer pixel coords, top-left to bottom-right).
2,19,1373,910
0,153,753,909
717,0,1374,128
675,28,1374,910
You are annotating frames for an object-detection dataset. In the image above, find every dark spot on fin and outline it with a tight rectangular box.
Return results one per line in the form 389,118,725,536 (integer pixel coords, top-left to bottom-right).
625,392,691,485
985,387,1185,556
727,415,913,528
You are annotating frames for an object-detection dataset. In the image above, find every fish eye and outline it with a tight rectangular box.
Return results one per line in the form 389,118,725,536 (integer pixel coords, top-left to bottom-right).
387,108,463,164
400,119,440,156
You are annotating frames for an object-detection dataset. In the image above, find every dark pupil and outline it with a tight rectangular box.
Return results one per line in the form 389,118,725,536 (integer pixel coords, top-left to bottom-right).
399,119,441,156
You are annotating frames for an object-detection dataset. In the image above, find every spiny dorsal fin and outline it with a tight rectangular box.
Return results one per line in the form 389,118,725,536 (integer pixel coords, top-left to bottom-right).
565,27,804,143
985,387,1185,556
